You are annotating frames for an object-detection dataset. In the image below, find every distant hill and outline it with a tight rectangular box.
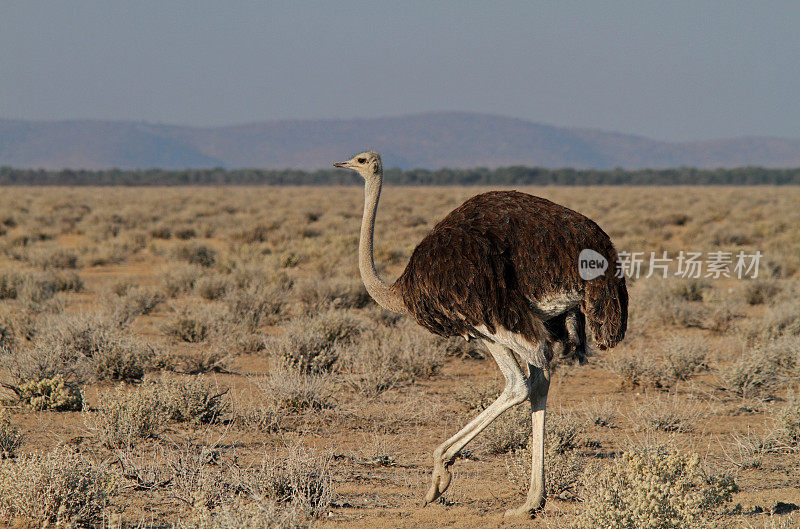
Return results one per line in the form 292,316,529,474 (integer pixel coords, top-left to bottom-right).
2,112,800,170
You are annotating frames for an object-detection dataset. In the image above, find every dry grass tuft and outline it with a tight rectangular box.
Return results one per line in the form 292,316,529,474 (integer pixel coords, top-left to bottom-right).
91,376,228,447
273,310,363,373
257,362,333,413
718,338,796,398
0,408,23,459
627,393,704,433
337,320,444,396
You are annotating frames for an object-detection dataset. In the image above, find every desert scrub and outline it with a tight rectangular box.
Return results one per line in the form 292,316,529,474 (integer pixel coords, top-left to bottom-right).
743,280,781,305
195,274,233,300
107,285,165,323
91,384,170,447
257,361,333,412
174,444,332,527
670,279,711,302
661,336,709,382
739,299,800,340
546,409,584,453
8,375,83,411
15,314,157,383
91,375,228,446
0,447,118,527
180,499,307,529
248,445,335,519
718,338,796,398
162,305,226,343
226,284,287,331
90,332,158,381
158,375,230,424
337,320,444,396
274,310,363,373
0,270,23,299
583,400,617,428
482,404,530,454
627,394,704,433
160,263,204,297
174,243,217,267
577,448,737,529
605,347,662,389
507,447,583,501
0,270,83,303
293,276,370,313
22,245,78,269
772,394,800,450
0,408,23,458
605,338,708,390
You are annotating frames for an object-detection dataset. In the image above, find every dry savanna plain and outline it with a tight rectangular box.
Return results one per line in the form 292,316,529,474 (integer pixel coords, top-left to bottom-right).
0,185,798,529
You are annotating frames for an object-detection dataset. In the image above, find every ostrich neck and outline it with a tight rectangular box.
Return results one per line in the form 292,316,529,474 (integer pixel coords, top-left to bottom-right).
359,177,406,313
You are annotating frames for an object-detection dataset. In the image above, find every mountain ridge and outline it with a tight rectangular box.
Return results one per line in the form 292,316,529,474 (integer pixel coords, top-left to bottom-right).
2,112,799,170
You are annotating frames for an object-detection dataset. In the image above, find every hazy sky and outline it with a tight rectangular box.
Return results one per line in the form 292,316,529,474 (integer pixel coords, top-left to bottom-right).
1,1,798,141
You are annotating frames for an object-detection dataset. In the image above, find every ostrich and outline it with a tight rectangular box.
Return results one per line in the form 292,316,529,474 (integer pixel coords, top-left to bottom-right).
333,151,627,517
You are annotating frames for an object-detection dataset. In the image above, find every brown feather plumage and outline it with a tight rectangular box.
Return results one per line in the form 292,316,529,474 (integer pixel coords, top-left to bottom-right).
394,191,627,351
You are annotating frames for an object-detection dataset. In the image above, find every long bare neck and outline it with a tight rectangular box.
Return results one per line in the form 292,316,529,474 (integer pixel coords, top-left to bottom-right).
359,176,407,313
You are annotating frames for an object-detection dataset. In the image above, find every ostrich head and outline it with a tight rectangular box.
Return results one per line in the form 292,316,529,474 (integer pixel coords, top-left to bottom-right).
333,151,382,181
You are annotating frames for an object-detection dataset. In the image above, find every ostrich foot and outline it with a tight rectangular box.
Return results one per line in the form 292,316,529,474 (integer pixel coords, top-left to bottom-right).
503,497,545,518
423,467,452,505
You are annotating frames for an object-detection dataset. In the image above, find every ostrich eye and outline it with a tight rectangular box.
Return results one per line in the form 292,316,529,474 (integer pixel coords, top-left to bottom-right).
357,157,366,164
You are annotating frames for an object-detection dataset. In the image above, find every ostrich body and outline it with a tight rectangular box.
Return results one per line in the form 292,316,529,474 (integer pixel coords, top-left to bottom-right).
334,151,628,517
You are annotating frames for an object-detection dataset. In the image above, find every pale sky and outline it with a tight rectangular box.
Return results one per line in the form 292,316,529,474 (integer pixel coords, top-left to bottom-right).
1,1,798,141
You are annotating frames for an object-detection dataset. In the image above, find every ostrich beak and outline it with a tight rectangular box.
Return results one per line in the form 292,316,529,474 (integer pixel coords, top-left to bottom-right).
333,161,350,168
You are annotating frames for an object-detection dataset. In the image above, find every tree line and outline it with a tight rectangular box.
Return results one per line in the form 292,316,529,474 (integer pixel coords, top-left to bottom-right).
1,165,799,186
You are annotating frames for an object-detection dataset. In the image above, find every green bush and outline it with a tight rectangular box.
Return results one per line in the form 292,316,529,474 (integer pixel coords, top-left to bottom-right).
578,449,737,529
17,375,82,411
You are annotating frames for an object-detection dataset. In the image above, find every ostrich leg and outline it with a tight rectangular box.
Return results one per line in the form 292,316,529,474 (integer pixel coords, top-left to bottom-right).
424,342,530,505
505,366,550,517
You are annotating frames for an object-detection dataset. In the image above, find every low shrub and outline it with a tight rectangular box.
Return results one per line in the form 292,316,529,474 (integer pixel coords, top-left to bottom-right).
92,384,169,447
507,447,583,501
337,321,444,396
583,400,616,428
0,408,22,459
738,300,800,342
744,280,781,305
577,448,737,529
772,395,800,450
482,405,530,455
257,362,333,412
16,375,82,411
13,314,157,383
546,410,583,454
195,274,233,300
293,277,370,313
274,310,363,373
159,375,230,424
25,246,78,270
627,394,703,433
718,338,796,398
248,445,335,519
175,243,217,267
161,264,204,297
109,285,165,323
226,285,286,331
162,306,225,343
661,336,709,383
92,376,228,447
0,447,118,527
